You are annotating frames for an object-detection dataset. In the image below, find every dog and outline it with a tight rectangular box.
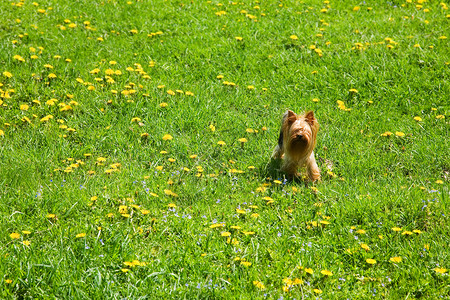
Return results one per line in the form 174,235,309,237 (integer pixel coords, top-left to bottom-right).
272,110,320,181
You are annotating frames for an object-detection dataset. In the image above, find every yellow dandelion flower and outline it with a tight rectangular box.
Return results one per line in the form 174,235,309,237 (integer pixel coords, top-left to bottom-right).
305,268,314,274
414,116,422,121
10,232,20,239
3,71,13,78
76,233,86,238
221,231,231,237
167,203,177,208
240,261,251,267
96,157,107,164
313,289,322,294
40,115,54,122
118,205,128,214
13,55,25,62
60,105,72,112
283,278,293,286
366,258,376,265
46,99,58,106
390,257,402,263
235,36,243,41
358,243,371,253
290,35,298,40
434,267,447,274
162,134,173,141
164,189,178,197
253,280,265,290
321,270,333,276
395,131,405,137
210,223,225,229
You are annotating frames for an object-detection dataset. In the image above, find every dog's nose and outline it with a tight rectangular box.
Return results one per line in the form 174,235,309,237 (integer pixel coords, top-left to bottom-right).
296,134,303,140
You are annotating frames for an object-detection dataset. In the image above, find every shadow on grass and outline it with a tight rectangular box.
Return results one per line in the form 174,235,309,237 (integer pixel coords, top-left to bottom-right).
261,158,314,186
263,157,283,179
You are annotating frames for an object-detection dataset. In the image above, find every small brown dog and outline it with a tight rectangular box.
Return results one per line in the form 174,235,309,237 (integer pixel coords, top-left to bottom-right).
272,110,320,181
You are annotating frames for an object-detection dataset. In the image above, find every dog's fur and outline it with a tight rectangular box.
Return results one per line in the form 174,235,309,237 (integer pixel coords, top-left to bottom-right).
272,110,320,181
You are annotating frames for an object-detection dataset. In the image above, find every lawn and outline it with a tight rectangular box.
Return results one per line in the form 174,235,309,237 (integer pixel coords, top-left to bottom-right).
0,0,449,298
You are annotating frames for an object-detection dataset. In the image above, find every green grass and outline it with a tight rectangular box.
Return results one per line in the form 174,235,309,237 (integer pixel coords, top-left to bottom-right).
1,0,449,298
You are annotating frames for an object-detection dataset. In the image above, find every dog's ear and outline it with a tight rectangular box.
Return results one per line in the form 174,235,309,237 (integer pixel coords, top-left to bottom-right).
285,110,297,125
304,111,317,126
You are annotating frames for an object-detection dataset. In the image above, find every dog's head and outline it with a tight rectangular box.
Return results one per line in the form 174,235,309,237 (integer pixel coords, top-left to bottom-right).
282,110,319,158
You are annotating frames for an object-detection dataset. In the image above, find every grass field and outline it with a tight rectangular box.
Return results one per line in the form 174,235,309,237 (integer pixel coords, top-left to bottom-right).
1,0,449,298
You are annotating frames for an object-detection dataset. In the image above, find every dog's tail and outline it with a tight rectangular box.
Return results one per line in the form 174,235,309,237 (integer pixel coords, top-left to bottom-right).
272,129,284,159
277,128,283,149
